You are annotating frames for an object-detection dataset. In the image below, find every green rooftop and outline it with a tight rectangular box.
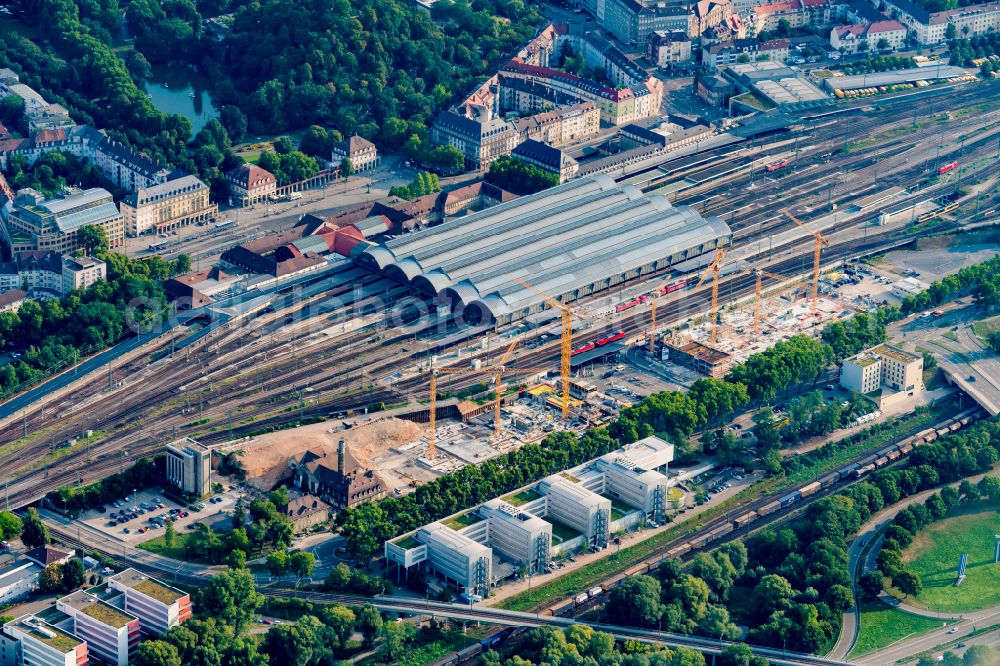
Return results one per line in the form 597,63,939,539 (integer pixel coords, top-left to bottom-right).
503,488,542,507
18,621,82,653
81,600,134,629
442,512,483,530
133,578,183,604
393,535,421,550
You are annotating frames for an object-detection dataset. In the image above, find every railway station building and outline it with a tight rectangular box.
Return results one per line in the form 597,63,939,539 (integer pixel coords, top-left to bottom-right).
353,175,731,325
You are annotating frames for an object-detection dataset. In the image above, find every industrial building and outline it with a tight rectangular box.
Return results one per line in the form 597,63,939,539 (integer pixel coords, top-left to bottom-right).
820,65,969,92
354,175,731,325
385,437,676,595
164,438,211,497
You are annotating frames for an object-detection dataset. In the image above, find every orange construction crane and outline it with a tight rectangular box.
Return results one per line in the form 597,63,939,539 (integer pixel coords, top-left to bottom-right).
512,277,572,420
742,268,790,333
647,275,686,353
693,248,727,346
785,209,829,312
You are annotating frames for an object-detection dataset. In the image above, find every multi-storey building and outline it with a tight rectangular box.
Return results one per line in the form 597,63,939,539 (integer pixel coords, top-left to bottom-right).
603,0,694,46
751,0,834,34
702,37,790,68
0,558,44,606
692,0,735,36
121,175,216,236
56,591,140,666
331,135,379,173
1,615,88,666
511,139,579,183
511,103,600,147
537,475,611,548
417,522,492,597
0,72,74,133
5,188,124,252
164,438,211,497
840,344,923,395
92,140,172,192
106,569,192,635
225,164,277,206
881,0,1000,44
478,500,552,573
430,112,519,171
61,256,106,293
647,30,693,66
830,19,907,51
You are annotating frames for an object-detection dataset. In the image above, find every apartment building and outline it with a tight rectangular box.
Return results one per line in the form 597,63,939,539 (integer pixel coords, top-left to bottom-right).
5,188,124,252
510,103,600,147
751,0,834,34
702,37,791,68
1,615,88,666
882,0,1000,44
225,164,276,206
830,19,906,52
840,344,923,394
106,569,192,635
603,0,694,46
647,29,693,66
56,591,140,666
121,175,216,236
61,256,106,293
164,438,211,497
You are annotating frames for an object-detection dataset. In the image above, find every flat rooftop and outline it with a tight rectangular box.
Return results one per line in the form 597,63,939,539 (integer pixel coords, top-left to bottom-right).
823,65,968,90
59,590,136,629
109,568,185,604
8,615,82,653
668,340,731,364
872,344,920,364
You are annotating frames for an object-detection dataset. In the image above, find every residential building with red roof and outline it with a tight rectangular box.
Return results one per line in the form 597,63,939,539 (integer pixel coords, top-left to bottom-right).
830,20,906,53
225,163,276,206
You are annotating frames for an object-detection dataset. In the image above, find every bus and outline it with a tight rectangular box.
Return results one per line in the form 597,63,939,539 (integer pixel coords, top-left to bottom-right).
147,240,169,252
215,219,237,230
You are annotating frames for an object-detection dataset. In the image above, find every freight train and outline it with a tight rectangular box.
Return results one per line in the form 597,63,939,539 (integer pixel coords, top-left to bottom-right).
429,628,524,666
613,279,690,313
570,330,626,356
538,409,980,618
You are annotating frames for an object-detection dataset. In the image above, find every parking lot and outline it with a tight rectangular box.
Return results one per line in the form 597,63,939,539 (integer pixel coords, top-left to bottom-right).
74,486,244,545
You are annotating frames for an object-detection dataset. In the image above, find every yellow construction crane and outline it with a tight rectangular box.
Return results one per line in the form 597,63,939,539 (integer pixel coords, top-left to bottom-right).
785,209,829,312
426,340,550,457
512,277,572,421
742,267,790,333
647,275,687,354
693,248,728,346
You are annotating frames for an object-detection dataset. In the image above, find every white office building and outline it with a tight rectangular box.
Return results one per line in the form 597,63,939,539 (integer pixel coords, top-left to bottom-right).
537,475,611,548
591,454,670,522
479,500,552,572
417,523,492,597
106,569,192,635
1,615,87,666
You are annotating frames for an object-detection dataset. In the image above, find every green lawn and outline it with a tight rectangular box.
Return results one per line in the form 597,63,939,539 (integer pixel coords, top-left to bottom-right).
849,600,949,658
971,317,1000,344
504,489,542,507
889,503,1000,613
548,519,582,544
137,532,191,561
442,512,483,530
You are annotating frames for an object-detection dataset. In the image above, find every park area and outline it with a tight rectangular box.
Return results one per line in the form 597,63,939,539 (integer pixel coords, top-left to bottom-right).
891,503,1000,613
849,600,951,658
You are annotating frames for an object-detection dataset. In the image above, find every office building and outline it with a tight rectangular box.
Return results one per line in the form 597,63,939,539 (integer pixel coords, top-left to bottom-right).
331,135,379,173
164,438,211,497
840,344,923,395
1,615,87,666
420,522,492,596
0,557,43,606
5,188,124,252
56,591,139,666
537,475,611,548
61,256,106,293
120,175,216,236
702,38,791,69
479,499,552,572
106,569,192,635
225,164,277,206
430,112,519,171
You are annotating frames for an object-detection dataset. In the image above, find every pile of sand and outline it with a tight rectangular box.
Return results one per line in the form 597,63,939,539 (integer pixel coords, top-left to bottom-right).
233,417,424,490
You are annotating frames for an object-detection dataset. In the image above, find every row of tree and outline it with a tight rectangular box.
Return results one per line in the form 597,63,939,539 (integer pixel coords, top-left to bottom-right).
948,29,1000,67
0,151,127,199
49,457,163,512
389,171,441,201
899,253,1000,314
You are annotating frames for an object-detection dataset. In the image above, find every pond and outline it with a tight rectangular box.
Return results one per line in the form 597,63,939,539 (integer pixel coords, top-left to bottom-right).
142,63,218,136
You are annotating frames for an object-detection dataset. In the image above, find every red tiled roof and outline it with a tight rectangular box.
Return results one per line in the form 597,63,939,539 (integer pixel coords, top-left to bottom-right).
226,163,276,188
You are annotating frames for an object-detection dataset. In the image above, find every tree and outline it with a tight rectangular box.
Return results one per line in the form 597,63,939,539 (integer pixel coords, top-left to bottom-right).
340,157,353,180
39,564,63,592
164,519,176,548
376,620,413,662
859,571,883,599
21,508,49,548
133,640,182,666
893,570,922,598
319,605,356,649
485,155,559,195
77,225,108,256
0,510,23,539
604,575,663,628
754,574,795,618
288,551,315,578
357,604,383,648
877,37,890,50
988,331,1000,354
720,643,754,666
61,559,86,591
200,569,263,632
267,550,288,576
228,549,247,569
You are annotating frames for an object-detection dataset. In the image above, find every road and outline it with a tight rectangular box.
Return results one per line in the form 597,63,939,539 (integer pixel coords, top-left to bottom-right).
828,472,1000,663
